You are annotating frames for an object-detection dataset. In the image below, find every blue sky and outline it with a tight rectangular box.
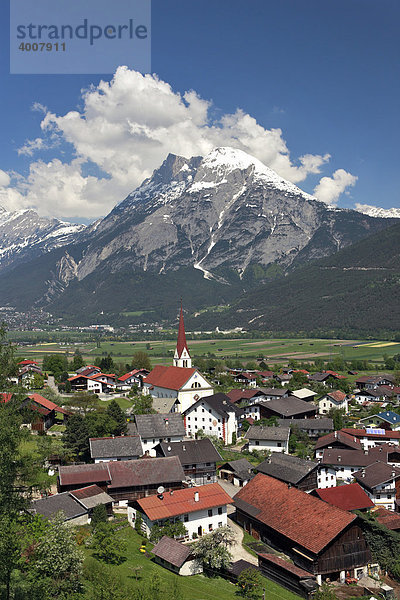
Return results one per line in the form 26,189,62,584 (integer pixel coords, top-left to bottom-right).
0,0,399,221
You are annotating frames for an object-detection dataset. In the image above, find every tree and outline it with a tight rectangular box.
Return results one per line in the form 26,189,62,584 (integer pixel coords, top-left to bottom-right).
192,526,235,570
63,414,90,460
130,394,155,414
42,354,68,381
149,520,187,543
91,522,126,565
30,512,84,598
99,355,114,372
86,412,118,438
90,504,108,529
71,349,84,371
106,400,128,435
328,408,345,430
131,351,151,371
237,567,263,599
69,392,99,415
313,583,338,600
0,325,18,389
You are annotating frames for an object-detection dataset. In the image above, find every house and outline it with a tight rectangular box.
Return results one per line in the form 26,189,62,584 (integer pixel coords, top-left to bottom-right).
355,375,395,390
143,307,213,413
233,473,376,584
244,425,290,454
88,373,117,389
218,458,254,487
274,373,292,386
117,369,144,390
277,418,333,439
353,462,400,511
151,536,203,575
257,370,274,382
318,391,349,415
143,365,214,413
89,435,143,463
232,372,257,388
30,484,114,525
129,482,232,540
314,430,362,460
319,449,374,483
183,393,240,444
67,374,108,394
291,388,317,402
309,372,345,386
353,388,388,404
20,393,70,432
256,453,318,492
76,365,101,377
259,387,290,401
58,456,185,506
257,396,317,420
155,438,222,485
313,483,374,512
131,413,185,456
359,411,400,431
340,427,400,450
226,389,266,406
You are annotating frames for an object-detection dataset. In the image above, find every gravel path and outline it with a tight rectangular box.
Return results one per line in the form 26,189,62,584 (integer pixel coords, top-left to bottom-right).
228,517,258,566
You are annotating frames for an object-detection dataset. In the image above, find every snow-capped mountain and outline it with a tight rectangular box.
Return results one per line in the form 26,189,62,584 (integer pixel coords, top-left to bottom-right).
0,147,397,319
355,203,400,219
0,206,85,273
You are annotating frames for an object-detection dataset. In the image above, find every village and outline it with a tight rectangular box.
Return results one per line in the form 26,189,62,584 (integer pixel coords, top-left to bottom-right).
3,306,400,600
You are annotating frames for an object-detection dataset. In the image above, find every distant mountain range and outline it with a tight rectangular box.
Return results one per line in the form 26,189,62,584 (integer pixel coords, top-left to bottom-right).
0,147,398,331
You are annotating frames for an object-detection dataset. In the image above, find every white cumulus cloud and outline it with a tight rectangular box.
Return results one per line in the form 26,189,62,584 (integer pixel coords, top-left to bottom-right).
3,67,349,218
313,169,358,205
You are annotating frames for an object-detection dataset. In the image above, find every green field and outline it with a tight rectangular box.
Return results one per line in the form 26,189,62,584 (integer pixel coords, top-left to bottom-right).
15,337,400,369
83,523,300,600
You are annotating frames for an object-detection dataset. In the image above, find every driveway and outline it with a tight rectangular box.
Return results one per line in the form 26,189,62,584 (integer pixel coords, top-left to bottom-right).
228,517,258,566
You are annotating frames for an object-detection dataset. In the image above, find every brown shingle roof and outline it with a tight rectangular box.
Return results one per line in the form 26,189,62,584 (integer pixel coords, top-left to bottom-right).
315,431,362,451
151,536,192,567
233,473,355,554
353,461,400,490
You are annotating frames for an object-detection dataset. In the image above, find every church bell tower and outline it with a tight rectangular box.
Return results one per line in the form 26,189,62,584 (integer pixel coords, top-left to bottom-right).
173,303,191,368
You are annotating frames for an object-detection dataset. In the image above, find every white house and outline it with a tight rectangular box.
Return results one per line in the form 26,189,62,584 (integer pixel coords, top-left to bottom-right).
316,465,337,489
353,462,400,511
183,393,240,445
128,483,232,540
131,413,186,457
244,425,290,454
318,390,349,415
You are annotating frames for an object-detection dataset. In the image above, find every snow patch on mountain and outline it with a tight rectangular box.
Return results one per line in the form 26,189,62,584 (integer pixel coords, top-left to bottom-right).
355,204,400,219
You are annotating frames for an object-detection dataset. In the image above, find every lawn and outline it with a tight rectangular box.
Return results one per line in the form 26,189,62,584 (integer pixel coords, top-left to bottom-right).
83,523,301,600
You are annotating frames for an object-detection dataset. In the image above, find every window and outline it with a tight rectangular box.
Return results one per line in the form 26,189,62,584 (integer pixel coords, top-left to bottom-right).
208,509,213,517
376,494,381,499
277,443,281,447
387,494,392,499
184,514,189,522
209,524,213,531
202,408,205,412
218,507,223,515
255,441,259,446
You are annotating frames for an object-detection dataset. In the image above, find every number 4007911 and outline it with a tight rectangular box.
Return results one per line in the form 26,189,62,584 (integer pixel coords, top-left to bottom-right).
18,42,66,51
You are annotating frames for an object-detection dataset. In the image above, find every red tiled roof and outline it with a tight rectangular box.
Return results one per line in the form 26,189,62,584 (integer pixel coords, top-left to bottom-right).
315,431,362,451
324,371,346,379
234,473,355,554
315,483,374,511
374,508,400,531
90,373,116,380
28,393,70,416
176,304,190,359
69,484,105,499
258,371,274,378
327,390,347,403
234,372,257,380
0,393,13,403
341,428,400,440
226,389,261,403
137,482,231,521
118,370,140,382
18,359,38,365
144,365,197,391
257,554,314,578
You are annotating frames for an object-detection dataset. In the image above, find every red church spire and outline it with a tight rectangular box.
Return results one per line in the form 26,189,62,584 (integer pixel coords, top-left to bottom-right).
176,302,190,359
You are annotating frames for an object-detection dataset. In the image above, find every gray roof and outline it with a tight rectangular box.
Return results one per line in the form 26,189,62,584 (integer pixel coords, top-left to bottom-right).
157,438,222,465
245,426,290,442
134,413,185,438
89,436,143,459
262,397,317,418
277,418,333,431
151,398,179,413
30,492,86,521
260,388,289,396
219,458,254,481
353,461,400,490
184,393,241,418
256,453,318,485
151,536,192,568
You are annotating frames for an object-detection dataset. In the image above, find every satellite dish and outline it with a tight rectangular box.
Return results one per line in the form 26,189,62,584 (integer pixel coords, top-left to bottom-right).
157,486,165,495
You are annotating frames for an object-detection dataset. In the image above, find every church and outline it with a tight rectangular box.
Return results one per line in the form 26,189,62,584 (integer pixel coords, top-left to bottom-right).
142,305,214,413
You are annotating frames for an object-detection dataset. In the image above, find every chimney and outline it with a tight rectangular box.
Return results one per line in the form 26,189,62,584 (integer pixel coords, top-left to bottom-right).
361,469,365,477
182,444,186,451
338,456,341,462
170,490,174,496
334,431,337,439
165,418,169,426
392,471,396,478
194,491,199,502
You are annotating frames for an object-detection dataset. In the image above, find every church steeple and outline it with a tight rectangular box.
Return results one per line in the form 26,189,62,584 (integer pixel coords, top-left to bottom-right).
173,302,191,368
